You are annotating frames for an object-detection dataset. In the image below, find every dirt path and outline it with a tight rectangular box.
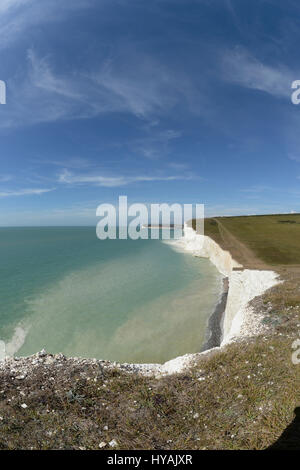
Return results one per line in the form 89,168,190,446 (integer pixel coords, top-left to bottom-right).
212,218,270,270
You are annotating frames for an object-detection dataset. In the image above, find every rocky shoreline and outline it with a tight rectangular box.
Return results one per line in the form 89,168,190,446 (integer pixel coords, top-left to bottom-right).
201,277,229,352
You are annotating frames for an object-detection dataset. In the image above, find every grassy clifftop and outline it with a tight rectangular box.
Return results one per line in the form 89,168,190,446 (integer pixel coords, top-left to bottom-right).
200,214,300,267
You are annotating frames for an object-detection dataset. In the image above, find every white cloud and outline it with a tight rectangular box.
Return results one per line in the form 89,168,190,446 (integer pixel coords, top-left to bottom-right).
27,50,83,100
288,153,300,163
58,169,191,187
0,51,96,128
0,175,12,182
240,185,273,193
0,0,30,13
0,0,98,50
92,55,179,118
223,47,294,98
37,157,91,169
0,188,55,197
0,46,202,128
132,129,181,159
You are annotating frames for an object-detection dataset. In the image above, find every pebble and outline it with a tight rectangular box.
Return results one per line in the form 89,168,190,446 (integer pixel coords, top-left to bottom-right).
99,442,107,448
109,439,118,448
37,349,47,358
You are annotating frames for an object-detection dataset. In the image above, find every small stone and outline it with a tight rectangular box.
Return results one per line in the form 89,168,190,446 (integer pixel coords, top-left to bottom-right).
21,403,27,409
109,439,118,448
193,413,199,419
99,442,107,448
44,357,55,365
103,425,108,431
37,349,47,358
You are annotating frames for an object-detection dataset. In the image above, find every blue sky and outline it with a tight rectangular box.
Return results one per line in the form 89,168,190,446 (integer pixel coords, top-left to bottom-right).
1,0,300,225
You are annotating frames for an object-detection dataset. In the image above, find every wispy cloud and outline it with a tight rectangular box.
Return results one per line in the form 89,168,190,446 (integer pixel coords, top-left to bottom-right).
0,0,32,14
240,185,273,193
92,54,181,118
35,157,92,169
27,50,83,100
58,169,192,187
224,0,243,34
168,162,189,171
0,175,12,182
222,47,294,98
131,129,181,159
288,153,300,163
0,188,55,197
0,0,98,51
0,43,204,128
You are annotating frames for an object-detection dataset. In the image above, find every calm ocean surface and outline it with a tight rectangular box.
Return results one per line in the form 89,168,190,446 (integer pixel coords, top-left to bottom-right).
0,227,221,363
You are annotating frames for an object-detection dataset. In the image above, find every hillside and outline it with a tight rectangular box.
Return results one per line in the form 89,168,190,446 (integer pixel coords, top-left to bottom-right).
0,215,299,450
202,214,300,267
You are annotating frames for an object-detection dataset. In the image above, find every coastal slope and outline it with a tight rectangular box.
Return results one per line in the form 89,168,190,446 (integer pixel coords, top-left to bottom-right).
0,214,299,449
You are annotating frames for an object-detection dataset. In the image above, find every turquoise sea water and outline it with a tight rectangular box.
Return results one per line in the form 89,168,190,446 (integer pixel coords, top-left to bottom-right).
0,227,221,363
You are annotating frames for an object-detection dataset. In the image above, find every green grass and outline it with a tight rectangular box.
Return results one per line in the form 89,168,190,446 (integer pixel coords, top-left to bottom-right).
203,218,224,245
203,214,300,265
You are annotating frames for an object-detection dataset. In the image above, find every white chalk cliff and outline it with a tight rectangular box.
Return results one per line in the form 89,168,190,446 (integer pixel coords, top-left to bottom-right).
181,224,279,344
129,224,280,376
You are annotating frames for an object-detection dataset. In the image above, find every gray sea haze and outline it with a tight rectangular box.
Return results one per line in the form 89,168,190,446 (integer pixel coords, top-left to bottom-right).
0,227,222,363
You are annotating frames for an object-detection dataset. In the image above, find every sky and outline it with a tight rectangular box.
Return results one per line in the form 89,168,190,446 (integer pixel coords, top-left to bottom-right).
1,0,300,226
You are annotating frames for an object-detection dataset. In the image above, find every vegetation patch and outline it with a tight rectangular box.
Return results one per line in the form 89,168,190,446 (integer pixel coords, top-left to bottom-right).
202,214,300,266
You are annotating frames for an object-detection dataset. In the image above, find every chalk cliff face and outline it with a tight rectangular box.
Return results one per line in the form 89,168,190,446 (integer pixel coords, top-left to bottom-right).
181,224,279,344
116,226,280,375
182,225,241,276
222,269,279,343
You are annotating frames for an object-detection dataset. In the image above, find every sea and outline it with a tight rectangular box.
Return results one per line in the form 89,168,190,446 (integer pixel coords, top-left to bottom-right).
0,227,222,364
